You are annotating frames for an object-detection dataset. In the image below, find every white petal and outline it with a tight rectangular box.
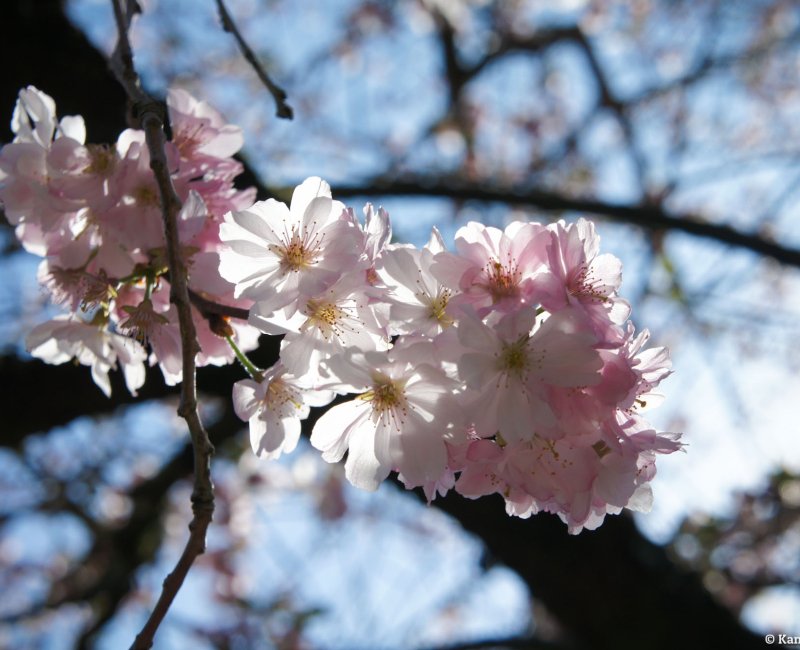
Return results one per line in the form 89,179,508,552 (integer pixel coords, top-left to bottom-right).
458,352,498,390
232,379,262,421
345,420,388,491
496,386,534,441
227,238,271,258
302,196,334,231
58,115,86,143
280,331,321,377
231,201,287,244
90,362,112,398
627,483,653,512
311,399,367,462
291,177,331,220
248,414,268,454
425,226,446,254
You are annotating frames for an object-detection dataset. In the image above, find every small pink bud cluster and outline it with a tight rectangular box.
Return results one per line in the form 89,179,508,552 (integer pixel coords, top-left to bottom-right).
0,87,260,393
220,181,682,533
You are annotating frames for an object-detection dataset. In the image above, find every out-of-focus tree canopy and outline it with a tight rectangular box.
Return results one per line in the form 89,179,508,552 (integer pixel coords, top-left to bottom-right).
1,0,799,648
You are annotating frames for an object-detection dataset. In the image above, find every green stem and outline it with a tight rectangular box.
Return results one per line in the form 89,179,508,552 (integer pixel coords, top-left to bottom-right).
144,273,155,301
225,334,264,382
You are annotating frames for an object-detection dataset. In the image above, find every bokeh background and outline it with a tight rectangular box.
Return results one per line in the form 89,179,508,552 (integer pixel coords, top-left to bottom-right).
1,1,799,648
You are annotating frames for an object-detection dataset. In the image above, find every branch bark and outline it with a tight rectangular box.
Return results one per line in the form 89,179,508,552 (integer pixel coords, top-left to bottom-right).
332,179,800,268
430,492,764,650
214,0,293,119
109,1,214,647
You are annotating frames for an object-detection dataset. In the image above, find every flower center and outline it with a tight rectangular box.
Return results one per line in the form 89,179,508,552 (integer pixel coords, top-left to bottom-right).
569,263,607,302
485,258,521,302
366,267,380,286
304,299,357,343
119,298,168,344
358,376,408,423
499,336,529,378
284,237,308,269
272,228,321,273
85,144,117,176
133,184,159,207
428,288,453,327
314,303,339,325
175,121,208,157
372,381,403,410
266,379,303,414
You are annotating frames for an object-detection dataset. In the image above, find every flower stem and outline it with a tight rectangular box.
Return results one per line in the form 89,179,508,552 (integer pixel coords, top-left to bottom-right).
225,334,264,382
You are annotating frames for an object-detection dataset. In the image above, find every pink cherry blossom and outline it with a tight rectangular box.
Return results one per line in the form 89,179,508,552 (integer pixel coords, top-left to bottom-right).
431,220,552,315
535,218,631,345
342,202,392,286
167,88,245,164
455,306,603,441
251,273,390,382
2,84,683,533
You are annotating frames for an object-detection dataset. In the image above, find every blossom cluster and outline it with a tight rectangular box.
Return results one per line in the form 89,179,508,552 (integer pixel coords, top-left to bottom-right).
0,86,260,394
220,179,682,533
1,87,681,532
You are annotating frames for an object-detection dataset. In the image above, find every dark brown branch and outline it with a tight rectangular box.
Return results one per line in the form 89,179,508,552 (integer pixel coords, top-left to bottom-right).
332,179,800,268
468,26,580,81
109,1,214,648
432,10,469,103
430,494,763,650
569,29,648,194
188,288,250,321
214,0,293,119
632,24,800,104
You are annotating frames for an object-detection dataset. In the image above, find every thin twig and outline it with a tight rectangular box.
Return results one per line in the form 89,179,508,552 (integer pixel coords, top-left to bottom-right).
214,0,293,119
109,1,215,648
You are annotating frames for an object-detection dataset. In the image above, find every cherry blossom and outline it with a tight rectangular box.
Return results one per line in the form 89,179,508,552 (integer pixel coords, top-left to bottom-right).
343,202,392,286
535,218,631,345
379,227,459,337
218,176,363,308
1,84,682,533
455,306,603,440
233,363,335,460
2,86,261,390
431,220,552,315
26,314,147,397
311,344,461,490
252,274,390,382
168,88,245,164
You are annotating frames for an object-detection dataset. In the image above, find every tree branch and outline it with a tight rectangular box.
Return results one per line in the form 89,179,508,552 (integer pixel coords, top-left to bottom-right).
188,288,250,321
430,492,763,650
332,178,800,268
214,0,293,119
109,1,214,647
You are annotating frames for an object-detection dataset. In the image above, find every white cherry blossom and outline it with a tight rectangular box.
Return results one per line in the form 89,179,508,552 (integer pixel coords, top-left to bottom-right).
218,176,363,309
311,345,460,490
26,315,147,397
233,363,335,460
